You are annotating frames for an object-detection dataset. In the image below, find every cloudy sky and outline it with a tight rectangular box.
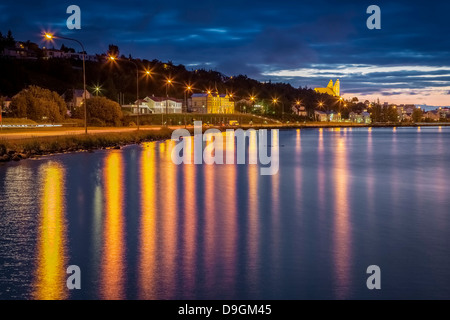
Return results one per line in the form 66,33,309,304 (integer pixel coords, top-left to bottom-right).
1,0,450,106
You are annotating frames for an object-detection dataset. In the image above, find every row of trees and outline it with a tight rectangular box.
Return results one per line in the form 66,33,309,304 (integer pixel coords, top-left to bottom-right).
0,30,15,53
8,86,123,126
0,36,340,116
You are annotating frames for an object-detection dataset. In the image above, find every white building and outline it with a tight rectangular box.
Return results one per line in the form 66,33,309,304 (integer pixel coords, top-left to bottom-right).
123,96,182,114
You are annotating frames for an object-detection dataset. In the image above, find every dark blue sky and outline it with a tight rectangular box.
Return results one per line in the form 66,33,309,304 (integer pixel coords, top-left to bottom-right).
1,0,450,105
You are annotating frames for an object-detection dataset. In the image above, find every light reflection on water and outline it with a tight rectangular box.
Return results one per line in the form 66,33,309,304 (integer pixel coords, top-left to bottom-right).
101,152,125,300
33,163,67,300
0,127,450,299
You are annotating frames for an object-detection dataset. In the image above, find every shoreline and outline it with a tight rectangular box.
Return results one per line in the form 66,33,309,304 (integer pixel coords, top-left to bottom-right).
0,123,448,164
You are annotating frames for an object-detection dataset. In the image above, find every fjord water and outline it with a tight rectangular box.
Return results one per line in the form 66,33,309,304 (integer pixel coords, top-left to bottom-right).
1,127,449,299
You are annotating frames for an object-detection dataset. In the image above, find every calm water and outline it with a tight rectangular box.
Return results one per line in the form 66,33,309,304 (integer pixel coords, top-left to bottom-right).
0,127,450,300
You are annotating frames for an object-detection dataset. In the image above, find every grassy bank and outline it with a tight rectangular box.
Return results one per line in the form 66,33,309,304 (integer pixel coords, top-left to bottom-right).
0,127,173,162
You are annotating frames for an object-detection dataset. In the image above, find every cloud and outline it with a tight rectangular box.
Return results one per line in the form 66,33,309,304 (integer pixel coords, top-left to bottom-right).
1,0,450,105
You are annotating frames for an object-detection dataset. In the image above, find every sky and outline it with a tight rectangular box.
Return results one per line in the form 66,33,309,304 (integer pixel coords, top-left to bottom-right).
1,0,450,106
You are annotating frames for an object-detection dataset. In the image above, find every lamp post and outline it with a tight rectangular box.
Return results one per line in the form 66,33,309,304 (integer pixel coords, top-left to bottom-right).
184,85,192,128
272,98,280,121
165,79,173,127
45,33,87,134
249,95,255,114
229,93,234,114
108,55,140,130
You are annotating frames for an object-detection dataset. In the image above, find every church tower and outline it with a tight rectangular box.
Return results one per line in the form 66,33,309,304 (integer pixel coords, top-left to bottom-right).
333,79,340,96
327,79,334,88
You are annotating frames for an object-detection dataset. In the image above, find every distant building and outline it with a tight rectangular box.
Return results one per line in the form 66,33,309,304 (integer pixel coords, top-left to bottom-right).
189,92,234,114
1,97,12,111
349,111,371,124
314,79,340,97
292,104,307,117
327,111,341,122
43,48,97,62
2,42,38,59
62,89,91,111
314,110,327,122
424,110,440,121
122,96,182,114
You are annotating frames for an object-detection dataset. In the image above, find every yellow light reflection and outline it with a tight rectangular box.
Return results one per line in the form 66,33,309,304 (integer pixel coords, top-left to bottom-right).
183,137,197,296
247,161,259,290
270,130,280,292
204,159,215,291
160,148,177,298
223,153,237,294
139,143,157,299
333,138,351,299
249,130,257,164
33,162,67,300
101,152,125,300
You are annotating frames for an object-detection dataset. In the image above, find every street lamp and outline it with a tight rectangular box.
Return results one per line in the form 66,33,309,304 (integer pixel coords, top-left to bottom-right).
272,98,284,121
184,84,193,128
228,92,235,114
165,78,173,127
108,55,141,130
44,32,88,134
249,95,255,114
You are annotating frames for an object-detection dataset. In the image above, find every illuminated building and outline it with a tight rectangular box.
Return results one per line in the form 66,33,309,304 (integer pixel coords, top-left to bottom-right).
314,79,340,97
189,93,235,114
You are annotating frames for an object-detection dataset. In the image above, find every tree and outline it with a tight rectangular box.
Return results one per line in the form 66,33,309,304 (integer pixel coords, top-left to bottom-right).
386,106,399,123
412,108,424,123
107,44,119,58
73,96,123,126
5,30,15,47
10,86,67,122
60,44,75,53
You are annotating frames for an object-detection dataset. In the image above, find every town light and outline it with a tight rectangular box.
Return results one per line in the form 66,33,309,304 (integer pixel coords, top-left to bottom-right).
43,32,88,134
107,55,141,129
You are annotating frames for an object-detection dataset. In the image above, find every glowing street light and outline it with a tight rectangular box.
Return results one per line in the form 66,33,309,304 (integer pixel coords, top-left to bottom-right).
44,32,88,133
164,78,174,126
108,55,141,130
184,84,193,128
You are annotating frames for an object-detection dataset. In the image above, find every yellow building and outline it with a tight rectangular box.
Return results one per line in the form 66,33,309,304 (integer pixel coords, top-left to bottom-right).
314,79,340,97
190,93,235,114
